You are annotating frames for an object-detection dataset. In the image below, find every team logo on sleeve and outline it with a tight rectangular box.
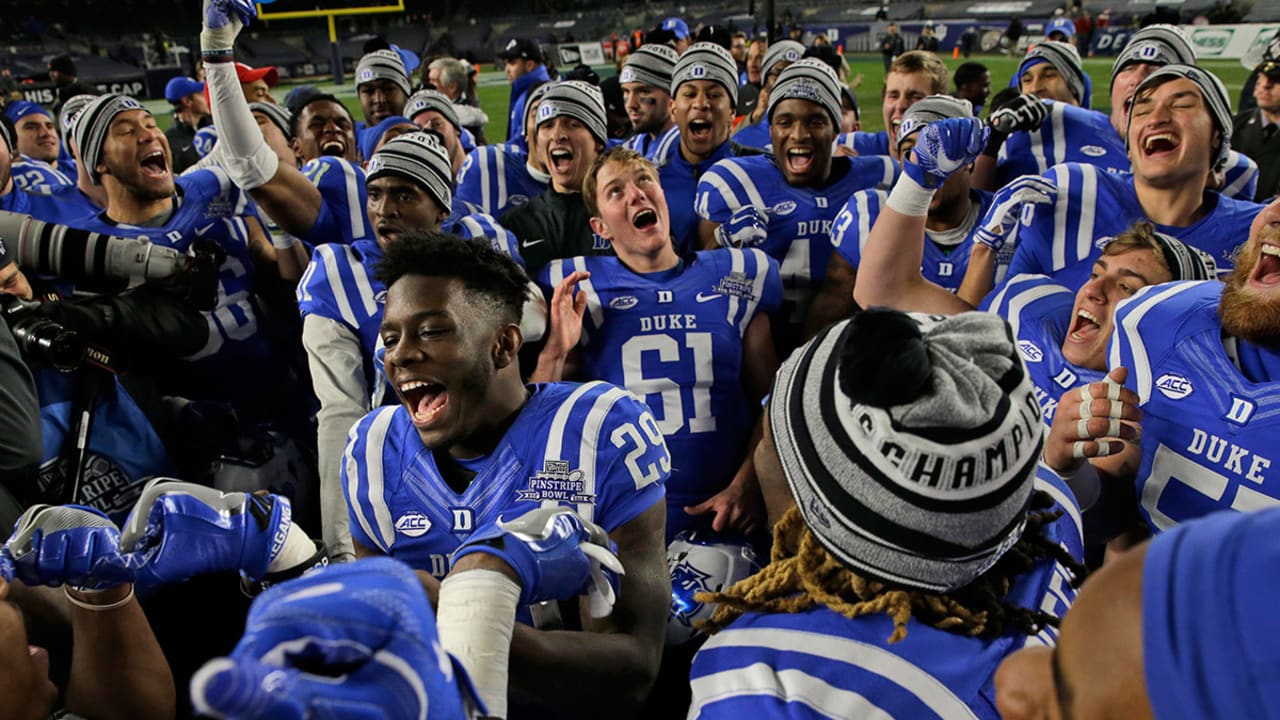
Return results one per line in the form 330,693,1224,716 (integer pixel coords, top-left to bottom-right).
1081,145,1107,157
712,271,757,300
515,460,595,504
395,512,433,537
1018,340,1044,363
1155,373,1194,400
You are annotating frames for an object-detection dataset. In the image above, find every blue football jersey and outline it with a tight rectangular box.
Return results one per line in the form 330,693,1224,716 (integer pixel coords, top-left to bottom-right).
695,154,897,347
70,169,268,377
342,381,668,578
539,250,782,532
11,158,74,193
835,130,890,157
832,187,994,293
653,131,739,255
1109,280,1280,532
1004,163,1263,290
623,125,679,160
996,103,1128,186
688,467,1082,720
36,369,174,525
982,274,1104,424
297,238,385,383
298,156,371,246
453,144,549,218
1,184,99,226
1221,149,1259,203
731,120,770,151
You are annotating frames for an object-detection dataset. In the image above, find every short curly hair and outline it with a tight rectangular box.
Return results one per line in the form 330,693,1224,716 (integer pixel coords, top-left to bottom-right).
375,230,529,327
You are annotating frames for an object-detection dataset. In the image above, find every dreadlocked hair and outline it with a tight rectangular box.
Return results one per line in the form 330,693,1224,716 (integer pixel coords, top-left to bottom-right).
697,490,1088,644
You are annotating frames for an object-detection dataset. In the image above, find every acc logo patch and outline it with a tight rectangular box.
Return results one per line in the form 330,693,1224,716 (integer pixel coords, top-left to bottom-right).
1080,145,1107,157
1155,373,1194,400
609,295,639,310
509,194,529,206
1095,235,1115,250
772,200,797,216
395,513,433,537
1018,340,1044,362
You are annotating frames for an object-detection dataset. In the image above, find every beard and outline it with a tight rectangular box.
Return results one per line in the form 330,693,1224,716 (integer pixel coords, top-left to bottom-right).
1219,237,1280,348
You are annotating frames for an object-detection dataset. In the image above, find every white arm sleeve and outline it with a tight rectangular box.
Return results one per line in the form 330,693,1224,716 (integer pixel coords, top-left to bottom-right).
301,314,369,562
205,61,279,190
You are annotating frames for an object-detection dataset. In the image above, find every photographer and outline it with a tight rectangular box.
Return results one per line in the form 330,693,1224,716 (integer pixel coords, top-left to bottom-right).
0,251,39,484
0,224,214,520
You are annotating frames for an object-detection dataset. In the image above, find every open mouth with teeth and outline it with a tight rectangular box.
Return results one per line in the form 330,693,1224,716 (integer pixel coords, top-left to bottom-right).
377,224,402,243
140,149,168,178
320,139,346,156
785,147,814,175
399,380,449,427
687,119,713,141
549,148,574,173
1142,132,1179,157
631,208,658,229
1250,243,1280,288
1068,307,1102,343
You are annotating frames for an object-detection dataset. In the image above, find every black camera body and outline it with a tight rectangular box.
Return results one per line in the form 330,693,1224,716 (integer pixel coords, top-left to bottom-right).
0,295,85,371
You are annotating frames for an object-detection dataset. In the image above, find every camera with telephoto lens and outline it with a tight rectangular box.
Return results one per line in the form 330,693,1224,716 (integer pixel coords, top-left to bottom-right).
0,295,85,371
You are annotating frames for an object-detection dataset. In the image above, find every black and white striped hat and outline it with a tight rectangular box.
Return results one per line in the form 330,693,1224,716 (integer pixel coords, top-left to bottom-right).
769,308,1042,593
671,42,739,105
536,80,608,147
59,93,98,137
763,40,805,83
1127,64,1234,171
896,94,975,152
249,101,293,141
767,58,843,128
620,44,678,90
366,131,453,212
71,93,147,185
1111,24,1195,87
1019,42,1087,107
356,49,412,97
404,90,461,133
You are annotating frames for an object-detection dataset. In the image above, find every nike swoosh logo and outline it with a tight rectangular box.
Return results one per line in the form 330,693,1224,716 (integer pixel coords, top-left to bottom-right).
695,292,721,302
522,238,546,248
194,223,216,235
181,145,192,152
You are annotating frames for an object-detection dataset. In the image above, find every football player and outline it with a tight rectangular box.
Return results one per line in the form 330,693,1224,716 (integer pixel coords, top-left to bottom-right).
453,82,552,218
342,232,670,715
730,40,802,151
696,59,896,353
619,44,679,159
532,146,782,540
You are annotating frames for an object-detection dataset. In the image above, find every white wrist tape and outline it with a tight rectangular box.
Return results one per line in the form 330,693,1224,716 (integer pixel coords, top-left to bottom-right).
884,171,936,217
200,26,237,55
271,231,300,250
205,61,279,190
437,570,521,719
266,523,316,574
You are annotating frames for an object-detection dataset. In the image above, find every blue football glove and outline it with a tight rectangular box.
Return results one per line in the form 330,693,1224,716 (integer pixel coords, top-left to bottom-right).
453,507,624,618
119,479,294,589
201,0,257,53
2,505,132,590
0,554,12,583
972,174,1058,253
714,205,769,248
904,117,989,189
988,93,1049,136
191,558,478,720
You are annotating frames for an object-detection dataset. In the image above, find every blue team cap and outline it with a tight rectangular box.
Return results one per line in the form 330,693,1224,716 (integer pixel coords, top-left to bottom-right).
165,76,205,104
1046,17,1076,39
662,17,690,40
5,101,51,123
1143,508,1280,720
358,114,415,162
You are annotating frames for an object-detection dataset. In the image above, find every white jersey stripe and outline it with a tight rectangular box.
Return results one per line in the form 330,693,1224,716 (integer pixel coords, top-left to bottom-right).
1115,281,1201,404
727,248,744,328
1222,151,1256,199
1051,165,1071,271
1074,165,1097,266
575,385,630,522
1030,120,1049,174
1005,278,1071,340
721,161,766,209
349,406,399,552
319,245,360,328
575,256,605,330
855,190,877,257
495,148,508,211
479,147,494,213
690,664,897,720
340,160,367,241
702,172,742,213
351,258,378,316
1051,103,1067,167
741,248,769,336
697,627,981,719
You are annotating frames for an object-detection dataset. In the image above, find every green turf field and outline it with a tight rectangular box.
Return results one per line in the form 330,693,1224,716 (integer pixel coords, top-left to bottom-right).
148,53,1252,141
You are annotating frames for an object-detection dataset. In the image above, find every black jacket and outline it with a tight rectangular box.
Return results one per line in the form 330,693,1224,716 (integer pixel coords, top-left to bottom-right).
1231,108,1280,202
499,188,614,274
